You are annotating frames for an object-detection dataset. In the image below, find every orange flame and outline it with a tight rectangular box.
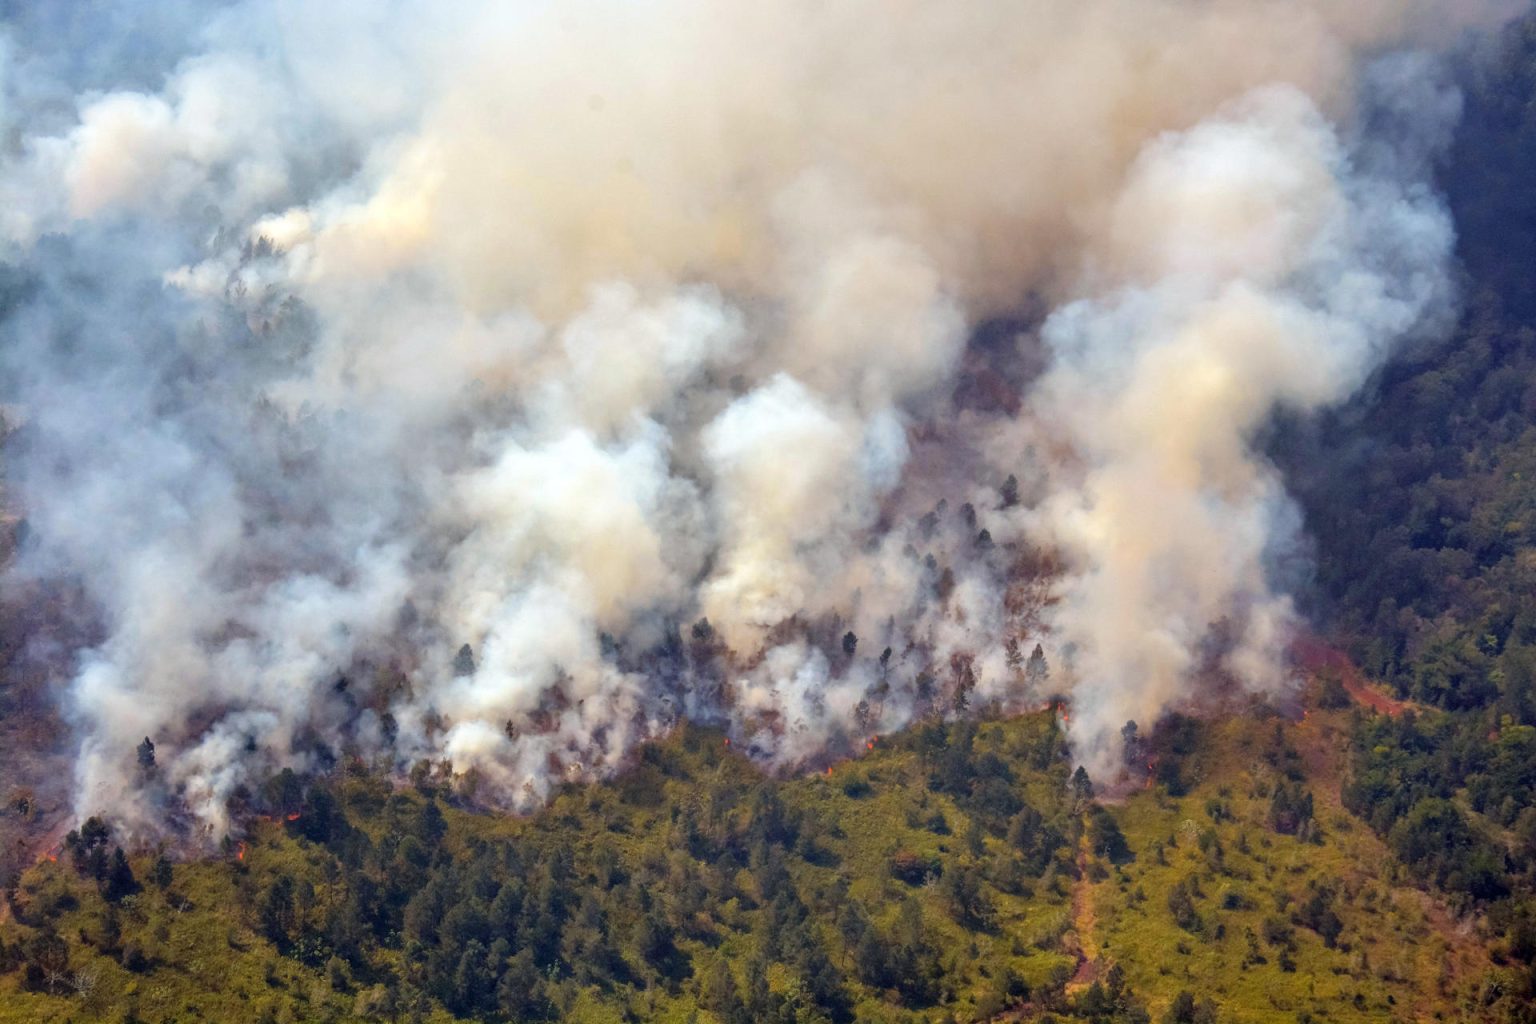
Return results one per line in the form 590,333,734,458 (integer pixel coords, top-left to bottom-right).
286,812,301,821
236,842,246,862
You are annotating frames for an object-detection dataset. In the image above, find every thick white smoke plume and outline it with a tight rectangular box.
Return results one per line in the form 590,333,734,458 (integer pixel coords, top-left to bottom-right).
0,1,1513,834
1031,78,1461,770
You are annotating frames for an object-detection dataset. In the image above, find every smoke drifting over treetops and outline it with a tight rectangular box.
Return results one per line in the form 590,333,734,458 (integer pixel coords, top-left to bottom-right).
0,1,1514,836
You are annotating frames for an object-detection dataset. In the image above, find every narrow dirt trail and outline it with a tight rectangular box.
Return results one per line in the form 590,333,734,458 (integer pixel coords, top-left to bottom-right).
1066,833,1098,990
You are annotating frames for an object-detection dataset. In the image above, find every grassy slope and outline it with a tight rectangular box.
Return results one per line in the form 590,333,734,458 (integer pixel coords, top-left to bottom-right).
1088,707,1494,1024
0,703,1504,1024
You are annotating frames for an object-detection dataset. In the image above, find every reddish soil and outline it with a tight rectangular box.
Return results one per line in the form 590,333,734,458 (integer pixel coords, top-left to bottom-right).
1292,634,1417,717
1066,836,1098,989
1287,639,1488,1017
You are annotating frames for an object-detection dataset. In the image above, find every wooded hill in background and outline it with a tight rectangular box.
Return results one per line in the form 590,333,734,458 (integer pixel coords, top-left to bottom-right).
1274,11,1536,1005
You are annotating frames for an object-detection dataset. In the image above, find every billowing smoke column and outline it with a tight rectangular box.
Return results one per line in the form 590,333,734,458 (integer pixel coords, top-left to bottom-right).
0,1,1511,834
1031,69,1465,773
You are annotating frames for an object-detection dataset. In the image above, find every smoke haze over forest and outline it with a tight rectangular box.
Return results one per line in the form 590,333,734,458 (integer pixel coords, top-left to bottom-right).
0,0,1519,838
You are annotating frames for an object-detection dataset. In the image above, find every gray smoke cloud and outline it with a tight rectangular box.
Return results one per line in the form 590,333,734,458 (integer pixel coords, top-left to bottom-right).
0,0,1515,836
